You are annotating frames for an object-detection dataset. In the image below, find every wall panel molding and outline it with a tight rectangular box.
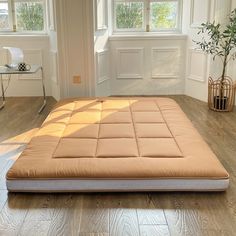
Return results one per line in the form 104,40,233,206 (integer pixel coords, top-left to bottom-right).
188,49,208,82
50,51,58,84
190,0,210,28
116,48,144,79
96,49,110,84
151,47,180,79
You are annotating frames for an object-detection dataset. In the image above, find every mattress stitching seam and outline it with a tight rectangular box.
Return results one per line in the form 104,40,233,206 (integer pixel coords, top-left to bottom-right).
129,99,141,157
52,102,76,158
154,100,184,157
95,102,102,157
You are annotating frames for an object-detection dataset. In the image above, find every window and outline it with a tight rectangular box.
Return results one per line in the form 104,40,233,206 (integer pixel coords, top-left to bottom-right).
113,0,181,32
115,1,145,31
0,0,45,32
0,1,11,30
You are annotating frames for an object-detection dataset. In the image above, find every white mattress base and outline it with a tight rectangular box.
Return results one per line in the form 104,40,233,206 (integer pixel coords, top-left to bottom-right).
7,178,229,192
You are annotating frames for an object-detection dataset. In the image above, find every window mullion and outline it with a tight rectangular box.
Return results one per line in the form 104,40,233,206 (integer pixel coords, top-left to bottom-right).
7,0,12,31
112,0,181,33
145,0,150,32
8,0,16,31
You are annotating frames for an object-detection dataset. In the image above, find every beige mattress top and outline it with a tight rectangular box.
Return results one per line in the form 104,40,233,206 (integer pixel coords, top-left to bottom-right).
7,97,229,180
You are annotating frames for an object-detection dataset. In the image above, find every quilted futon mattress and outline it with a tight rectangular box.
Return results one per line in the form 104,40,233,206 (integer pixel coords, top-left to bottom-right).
6,97,229,192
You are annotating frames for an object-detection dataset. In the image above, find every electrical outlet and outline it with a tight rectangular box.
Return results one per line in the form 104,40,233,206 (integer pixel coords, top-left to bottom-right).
73,75,81,84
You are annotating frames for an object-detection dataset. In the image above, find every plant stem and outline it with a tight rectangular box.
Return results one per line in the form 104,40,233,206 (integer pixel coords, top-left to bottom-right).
221,54,228,83
219,54,228,99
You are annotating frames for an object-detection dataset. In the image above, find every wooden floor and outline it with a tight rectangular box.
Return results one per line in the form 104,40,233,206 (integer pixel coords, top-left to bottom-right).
0,96,236,236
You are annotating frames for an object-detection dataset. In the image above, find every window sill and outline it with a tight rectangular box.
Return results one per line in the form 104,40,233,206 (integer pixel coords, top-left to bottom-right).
0,33,49,41
109,33,187,41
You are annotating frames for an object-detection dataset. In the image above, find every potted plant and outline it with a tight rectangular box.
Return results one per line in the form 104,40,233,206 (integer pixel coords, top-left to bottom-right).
194,9,236,112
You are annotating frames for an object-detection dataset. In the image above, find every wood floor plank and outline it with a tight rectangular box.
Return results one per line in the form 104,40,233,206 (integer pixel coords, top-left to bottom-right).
139,225,170,236
0,190,8,212
18,220,51,236
109,194,141,236
23,194,56,221
151,192,236,236
17,194,59,236
0,159,16,190
0,97,55,143
0,193,29,236
137,195,166,225
79,233,109,236
46,194,83,236
47,194,80,236
110,207,140,236
66,194,84,236
151,193,205,236
137,209,166,225
79,194,109,234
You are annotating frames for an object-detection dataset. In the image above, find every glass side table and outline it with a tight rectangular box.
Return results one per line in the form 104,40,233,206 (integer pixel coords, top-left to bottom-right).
0,65,46,114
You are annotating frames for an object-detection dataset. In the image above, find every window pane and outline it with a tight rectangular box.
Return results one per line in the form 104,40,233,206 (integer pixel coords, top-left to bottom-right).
150,1,178,30
15,1,44,31
115,2,144,30
0,1,9,30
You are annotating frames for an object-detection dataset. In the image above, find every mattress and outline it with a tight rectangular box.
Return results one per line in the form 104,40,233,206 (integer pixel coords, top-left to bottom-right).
6,97,229,192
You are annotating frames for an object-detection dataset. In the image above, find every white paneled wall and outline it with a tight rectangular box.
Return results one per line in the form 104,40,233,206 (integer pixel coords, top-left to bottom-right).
151,47,180,79
185,0,233,102
53,0,236,100
3,0,233,101
48,0,60,101
190,0,211,28
0,0,59,99
187,49,208,82
50,51,58,84
94,0,111,97
56,0,93,98
96,49,110,84
116,47,144,79
109,36,187,95
0,36,51,97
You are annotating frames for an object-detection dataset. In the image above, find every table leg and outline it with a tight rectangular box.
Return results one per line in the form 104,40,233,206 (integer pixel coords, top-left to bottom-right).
0,74,6,110
38,67,47,114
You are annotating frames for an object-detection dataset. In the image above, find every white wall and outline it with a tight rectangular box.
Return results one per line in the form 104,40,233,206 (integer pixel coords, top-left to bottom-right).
0,35,51,97
0,0,58,98
55,0,111,99
53,0,236,100
0,0,95,100
55,0,97,99
109,35,187,95
58,0,89,98
1,0,235,101
94,0,111,97
48,0,60,101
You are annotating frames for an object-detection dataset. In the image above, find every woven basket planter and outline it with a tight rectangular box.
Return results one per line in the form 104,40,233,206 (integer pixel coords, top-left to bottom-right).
208,76,236,112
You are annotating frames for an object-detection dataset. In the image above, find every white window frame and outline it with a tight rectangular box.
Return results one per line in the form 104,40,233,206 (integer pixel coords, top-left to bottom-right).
0,0,46,33
113,0,146,32
0,0,13,32
112,0,182,34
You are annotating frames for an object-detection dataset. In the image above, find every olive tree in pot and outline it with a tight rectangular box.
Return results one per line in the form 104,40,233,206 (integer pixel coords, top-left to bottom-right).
194,9,236,112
